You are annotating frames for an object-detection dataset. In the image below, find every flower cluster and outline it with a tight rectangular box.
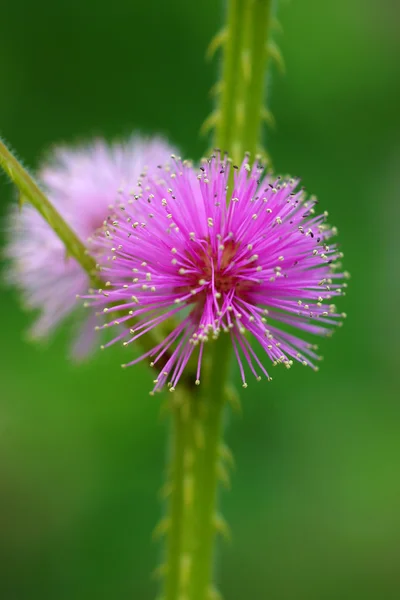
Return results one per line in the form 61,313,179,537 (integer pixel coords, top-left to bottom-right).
89,153,347,390
5,136,175,358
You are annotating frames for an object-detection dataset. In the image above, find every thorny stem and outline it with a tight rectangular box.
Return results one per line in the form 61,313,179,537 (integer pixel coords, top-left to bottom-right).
215,0,246,164
240,0,274,159
162,1,276,598
162,337,231,600
215,0,274,165
189,336,231,600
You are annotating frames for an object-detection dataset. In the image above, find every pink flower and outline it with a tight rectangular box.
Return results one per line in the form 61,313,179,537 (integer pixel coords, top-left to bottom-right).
5,135,177,358
90,153,347,389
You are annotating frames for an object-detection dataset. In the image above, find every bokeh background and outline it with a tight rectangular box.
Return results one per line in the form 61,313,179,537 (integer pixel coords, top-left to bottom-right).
1,0,399,598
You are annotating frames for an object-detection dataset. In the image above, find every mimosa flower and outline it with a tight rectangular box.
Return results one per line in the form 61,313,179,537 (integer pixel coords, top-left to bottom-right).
90,153,347,389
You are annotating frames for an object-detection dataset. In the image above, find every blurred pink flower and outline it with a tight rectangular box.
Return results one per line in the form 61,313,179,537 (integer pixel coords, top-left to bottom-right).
5,135,176,358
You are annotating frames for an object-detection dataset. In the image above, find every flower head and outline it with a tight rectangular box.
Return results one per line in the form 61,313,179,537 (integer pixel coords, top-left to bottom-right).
5,136,176,358
90,153,347,389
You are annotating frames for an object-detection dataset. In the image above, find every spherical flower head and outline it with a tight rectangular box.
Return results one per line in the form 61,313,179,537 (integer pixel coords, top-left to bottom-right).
5,135,177,358
90,153,347,390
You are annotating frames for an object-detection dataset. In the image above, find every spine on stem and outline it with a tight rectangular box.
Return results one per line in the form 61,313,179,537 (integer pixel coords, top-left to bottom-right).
161,1,276,599
213,0,275,165
161,341,231,600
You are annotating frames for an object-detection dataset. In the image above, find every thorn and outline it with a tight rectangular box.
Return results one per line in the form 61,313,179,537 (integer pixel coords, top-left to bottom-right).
206,27,228,61
209,80,224,98
260,106,276,129
268,40,285,74
158,481,173,500
225,384,242,414
152,517,170,541
271,16,283,34
207,586,224,600
217,462,231,489
200,110,221,137
219,443,235,469
213,513,232,542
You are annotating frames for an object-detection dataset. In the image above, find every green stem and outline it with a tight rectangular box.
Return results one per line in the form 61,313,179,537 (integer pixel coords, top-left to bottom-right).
163,393,187,600
189,336,231,600
161,1,276,598
162,337,231,600
215,0,274,164
0,138,101,285
215,0,246,161
241,0,273,159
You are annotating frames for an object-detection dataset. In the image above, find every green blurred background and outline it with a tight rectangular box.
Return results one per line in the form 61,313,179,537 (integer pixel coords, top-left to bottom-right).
1,0,399,598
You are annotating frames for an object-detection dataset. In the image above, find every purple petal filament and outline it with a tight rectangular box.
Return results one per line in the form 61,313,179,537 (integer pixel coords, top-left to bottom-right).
90,153,347,390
